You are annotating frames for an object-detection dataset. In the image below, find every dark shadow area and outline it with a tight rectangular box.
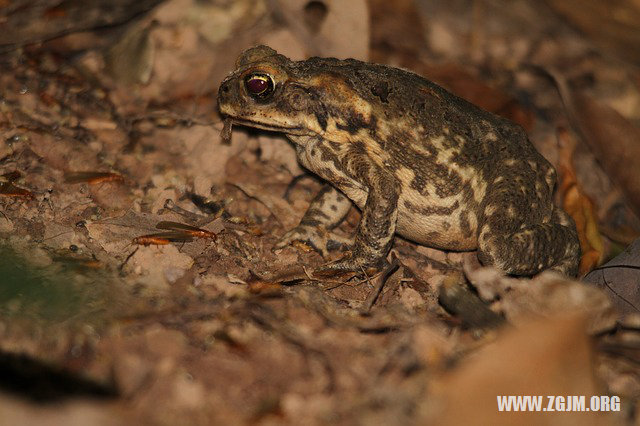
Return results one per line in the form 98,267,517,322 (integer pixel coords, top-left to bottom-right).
0,351,117,402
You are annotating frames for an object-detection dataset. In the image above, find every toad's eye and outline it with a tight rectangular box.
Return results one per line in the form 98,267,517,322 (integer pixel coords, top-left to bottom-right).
244,73,275,99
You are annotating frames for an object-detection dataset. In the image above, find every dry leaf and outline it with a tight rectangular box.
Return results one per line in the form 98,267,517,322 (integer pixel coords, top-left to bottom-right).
0,0,162,47
558,79,640,217
545,0,640,66
105,19,157,86
425,315,608,426
556,126,604,275
124,244,194,290
584,238,640,317
466,263,616,334
369,0,427,62
230,182,299,229
6,1,640,423
273,0,369,60
181,123,249,188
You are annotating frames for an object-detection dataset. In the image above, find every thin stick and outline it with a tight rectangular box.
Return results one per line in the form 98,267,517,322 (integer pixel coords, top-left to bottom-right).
361,256,400,314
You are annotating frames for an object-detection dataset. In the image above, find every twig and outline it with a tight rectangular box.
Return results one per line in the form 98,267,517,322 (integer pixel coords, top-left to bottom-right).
161,199,207,223
361,256,400,314
118,247,138,273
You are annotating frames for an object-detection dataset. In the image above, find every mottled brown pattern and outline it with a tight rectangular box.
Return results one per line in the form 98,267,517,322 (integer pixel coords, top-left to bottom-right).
334,108,377,135
460,211,472,239
217,45,580,276
403,200,460,216
300,186,350,229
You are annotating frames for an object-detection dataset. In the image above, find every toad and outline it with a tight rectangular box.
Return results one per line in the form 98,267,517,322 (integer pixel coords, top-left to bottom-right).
217,46,580,276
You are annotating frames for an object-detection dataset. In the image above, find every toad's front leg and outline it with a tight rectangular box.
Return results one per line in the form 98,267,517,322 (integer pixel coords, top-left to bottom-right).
321,168,399,272
275,185,353,256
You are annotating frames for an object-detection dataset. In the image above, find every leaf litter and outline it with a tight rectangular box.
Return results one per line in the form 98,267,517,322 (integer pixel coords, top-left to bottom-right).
0,0,639,424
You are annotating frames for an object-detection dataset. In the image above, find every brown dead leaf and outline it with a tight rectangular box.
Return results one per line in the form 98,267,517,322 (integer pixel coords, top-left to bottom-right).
0,0,162,48
425,315,609,426
124,244,194,290
104,19,157,86
88,182,134,212
98,8,216,109
130,0,264,101
600,203,640,246
557,78,640,218
230,182,299,229
26,133,78,171
584,238,640,317
181,123,249,189
466,263,616,334
7,2,640,423
85,211,205,256
556,126,604,276
545,0,640,66
273,0,369,60
369,0,427,63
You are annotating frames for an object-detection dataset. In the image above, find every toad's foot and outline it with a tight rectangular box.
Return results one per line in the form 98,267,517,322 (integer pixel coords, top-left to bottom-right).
313,250,387,275
274,225,351,258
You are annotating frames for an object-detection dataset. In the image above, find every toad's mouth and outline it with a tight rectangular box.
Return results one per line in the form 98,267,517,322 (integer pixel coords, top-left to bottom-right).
222,116,312,136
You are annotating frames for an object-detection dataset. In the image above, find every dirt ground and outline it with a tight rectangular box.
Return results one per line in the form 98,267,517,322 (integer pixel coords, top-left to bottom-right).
1,0,640,424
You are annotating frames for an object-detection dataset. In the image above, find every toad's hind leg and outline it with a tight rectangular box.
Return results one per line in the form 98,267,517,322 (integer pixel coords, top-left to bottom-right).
477,203,580,277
